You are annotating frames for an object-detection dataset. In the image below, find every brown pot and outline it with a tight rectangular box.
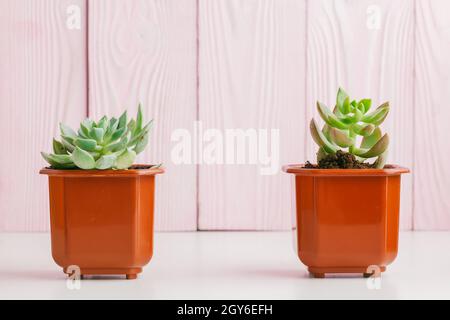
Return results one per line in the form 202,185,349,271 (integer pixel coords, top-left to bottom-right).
40,165,164,279
283,164,409,278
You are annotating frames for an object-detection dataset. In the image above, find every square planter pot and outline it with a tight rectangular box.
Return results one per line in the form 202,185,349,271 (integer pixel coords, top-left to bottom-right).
283,165,409,278
40,165,164,279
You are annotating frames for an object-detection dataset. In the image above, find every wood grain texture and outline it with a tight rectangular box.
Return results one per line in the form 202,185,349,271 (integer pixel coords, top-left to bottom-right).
414,0,450,229
88,0,197,231
306,0,414,229
198,0,306,230
0,0,87,231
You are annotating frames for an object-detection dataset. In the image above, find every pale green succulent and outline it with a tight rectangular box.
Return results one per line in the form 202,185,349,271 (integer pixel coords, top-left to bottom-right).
41,105,152,170
310,88,389,169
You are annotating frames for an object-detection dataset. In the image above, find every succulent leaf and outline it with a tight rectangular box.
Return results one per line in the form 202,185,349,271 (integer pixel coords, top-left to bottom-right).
359,99,372,113
310,119,339,154
336,87,349,114
362,104,389,124
115,149,136,169
74,138,98,152
360,127,382,149
71,147,95,169
60,123,77,139
317,102,348,130
95,154,117,170
329,127,354,148
357,133,389,158
52,139,66,155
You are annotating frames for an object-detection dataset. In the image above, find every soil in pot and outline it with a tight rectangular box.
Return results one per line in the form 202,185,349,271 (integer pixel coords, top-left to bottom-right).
304,150,373,169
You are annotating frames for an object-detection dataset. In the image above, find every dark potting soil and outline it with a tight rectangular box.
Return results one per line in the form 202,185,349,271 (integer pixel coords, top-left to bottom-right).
304,150,374,169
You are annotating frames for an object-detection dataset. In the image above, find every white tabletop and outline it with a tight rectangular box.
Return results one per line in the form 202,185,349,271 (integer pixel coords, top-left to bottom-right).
0,231,449,299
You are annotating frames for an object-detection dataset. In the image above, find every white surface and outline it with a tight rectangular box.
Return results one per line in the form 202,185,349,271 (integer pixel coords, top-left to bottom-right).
0,231,450,300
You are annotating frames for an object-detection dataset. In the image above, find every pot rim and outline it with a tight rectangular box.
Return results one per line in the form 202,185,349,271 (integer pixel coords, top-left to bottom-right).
40,164,164,177
282,164,409,176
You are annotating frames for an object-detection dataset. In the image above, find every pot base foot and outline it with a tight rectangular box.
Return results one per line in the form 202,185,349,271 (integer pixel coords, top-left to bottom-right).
308,266,386,278
64,267,142,280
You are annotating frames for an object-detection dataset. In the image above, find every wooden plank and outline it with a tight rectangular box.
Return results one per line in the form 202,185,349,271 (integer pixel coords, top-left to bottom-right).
198,0,306,230
88,0,197,231
0,0,87,231
414,0,450,229
306,0,414,229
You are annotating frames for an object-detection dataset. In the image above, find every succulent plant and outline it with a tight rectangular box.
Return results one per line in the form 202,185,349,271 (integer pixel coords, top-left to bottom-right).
41,105,152,170
310,88,389,169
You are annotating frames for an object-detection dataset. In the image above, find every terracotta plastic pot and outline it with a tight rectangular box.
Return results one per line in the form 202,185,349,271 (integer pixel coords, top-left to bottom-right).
40,165,164,279
283,164,409,278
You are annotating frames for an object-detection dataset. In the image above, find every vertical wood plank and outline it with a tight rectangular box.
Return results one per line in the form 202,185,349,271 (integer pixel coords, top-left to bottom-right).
198,0,306,230
306,0,415,229
88,0,197,231
0,0,87,231
414,0,450,229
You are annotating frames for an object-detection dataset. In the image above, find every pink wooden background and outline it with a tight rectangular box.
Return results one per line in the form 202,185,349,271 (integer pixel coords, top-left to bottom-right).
0,0,449,231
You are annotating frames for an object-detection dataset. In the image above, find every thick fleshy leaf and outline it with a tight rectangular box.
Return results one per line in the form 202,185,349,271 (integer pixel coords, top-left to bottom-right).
61,136,75,152
329,128,354,148
71,147,95,169
135,104,143,134
110,126,127,142
95,154,117,170
362,104,389,124
310,119,339,154
74,138,98,152
360,99,372,113
97,116,109,131
52,139,66,155
134,131,149,154
317,102,348,130
336,87,349,114
41,152,76,169
361,127,382,149
60,123,77,138
342,97,351,114
91,127,105,142
115,149,136,169
373,150,388,169
118,111,127,128
358,133,389,158
353,123,375,137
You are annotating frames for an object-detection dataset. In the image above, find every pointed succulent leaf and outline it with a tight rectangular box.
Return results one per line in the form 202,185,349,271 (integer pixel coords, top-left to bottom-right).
97,116,109,131
95,154,117,170
360,99,372,113
336,87,349,114
134,131,149,154
357,133,389,158
118,111,127,129
41,152,76,169
373,150,388,169
61,136,75,152
317,102,348,130
71,147,95,169
360,127,382,149
310,119,339,154
91,127,105,142
353,123,375,137
114,149,136,169
329,127,354,148
74,138,98,152
362,104,389,124
135,104,143,133
59,123,77,139
110,126,127,142
52,139,66,155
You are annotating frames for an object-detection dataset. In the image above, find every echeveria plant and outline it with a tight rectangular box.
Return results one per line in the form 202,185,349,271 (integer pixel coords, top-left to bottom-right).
41,105,152,170
310,88,389,168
